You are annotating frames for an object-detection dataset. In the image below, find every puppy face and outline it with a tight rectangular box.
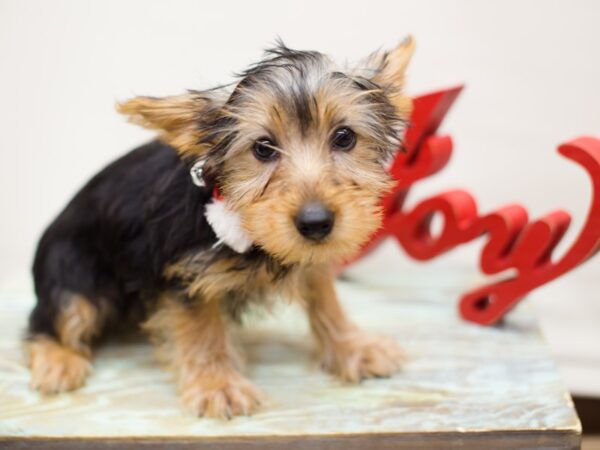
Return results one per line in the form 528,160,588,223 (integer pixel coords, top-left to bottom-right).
119,38,414,265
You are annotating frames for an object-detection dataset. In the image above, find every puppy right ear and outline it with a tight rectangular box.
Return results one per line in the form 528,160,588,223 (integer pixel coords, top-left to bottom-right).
117,92,216,157
362,36,415,120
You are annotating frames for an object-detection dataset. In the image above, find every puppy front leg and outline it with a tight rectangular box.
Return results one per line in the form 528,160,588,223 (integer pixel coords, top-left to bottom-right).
303,267,405,382
145,295,261,418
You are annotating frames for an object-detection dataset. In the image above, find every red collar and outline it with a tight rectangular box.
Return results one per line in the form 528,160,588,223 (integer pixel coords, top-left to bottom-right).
212,186,224,201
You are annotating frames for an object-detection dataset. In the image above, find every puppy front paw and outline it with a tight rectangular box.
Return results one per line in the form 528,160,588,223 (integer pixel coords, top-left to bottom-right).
180,368,263,419
321,330,405,383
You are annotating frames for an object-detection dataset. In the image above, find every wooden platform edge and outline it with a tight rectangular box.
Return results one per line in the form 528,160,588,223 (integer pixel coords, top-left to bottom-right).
0,429,582,450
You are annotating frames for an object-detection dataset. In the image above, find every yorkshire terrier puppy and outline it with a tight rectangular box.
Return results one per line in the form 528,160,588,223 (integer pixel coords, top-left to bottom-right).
26,38,414,418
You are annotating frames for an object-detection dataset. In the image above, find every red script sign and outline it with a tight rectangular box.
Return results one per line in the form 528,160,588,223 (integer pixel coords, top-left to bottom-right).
349,86,600,325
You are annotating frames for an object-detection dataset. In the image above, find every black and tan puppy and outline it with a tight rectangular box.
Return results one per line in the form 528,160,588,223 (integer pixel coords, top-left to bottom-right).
26,38,414,418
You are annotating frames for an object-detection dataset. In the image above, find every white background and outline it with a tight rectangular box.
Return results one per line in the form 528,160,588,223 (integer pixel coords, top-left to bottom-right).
1,0,599,394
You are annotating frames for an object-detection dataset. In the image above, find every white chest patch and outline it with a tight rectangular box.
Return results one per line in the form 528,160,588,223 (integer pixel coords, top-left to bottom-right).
205,198,253,253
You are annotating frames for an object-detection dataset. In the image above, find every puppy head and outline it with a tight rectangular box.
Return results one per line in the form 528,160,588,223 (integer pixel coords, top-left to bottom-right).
119,38,415,265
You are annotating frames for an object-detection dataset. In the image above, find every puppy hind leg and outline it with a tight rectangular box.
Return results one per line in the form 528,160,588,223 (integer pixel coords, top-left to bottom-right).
26,293,102,394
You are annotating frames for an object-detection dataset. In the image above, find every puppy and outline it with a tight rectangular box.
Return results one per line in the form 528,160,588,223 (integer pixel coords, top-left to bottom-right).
26,38,414,418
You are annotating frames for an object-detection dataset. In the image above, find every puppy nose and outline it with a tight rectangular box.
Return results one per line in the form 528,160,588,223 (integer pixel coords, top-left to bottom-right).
294,202,335,241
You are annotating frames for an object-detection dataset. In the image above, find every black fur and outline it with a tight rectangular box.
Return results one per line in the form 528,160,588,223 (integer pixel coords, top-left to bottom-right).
29,140,275,338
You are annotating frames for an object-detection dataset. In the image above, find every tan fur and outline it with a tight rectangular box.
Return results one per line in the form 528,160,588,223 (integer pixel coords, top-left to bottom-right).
26,294,102,394
302,266,404,382
26,336,92,394
164,254,302,301
116,93,215,157
143,293,262,418
55,293,101,357
240,172,389,265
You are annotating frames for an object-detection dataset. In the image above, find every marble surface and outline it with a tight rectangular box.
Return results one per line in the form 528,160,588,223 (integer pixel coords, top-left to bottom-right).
0,271,581,444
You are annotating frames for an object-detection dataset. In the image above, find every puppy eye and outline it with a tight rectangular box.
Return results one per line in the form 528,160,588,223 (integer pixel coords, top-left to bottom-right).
253,138,279,162
331,127,356,151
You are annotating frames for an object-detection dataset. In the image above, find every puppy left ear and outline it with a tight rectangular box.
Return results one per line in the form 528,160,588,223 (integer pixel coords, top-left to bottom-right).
117,92,215,157
365,36,415,118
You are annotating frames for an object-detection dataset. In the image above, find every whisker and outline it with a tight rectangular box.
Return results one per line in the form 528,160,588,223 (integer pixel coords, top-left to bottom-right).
261,142,290,156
